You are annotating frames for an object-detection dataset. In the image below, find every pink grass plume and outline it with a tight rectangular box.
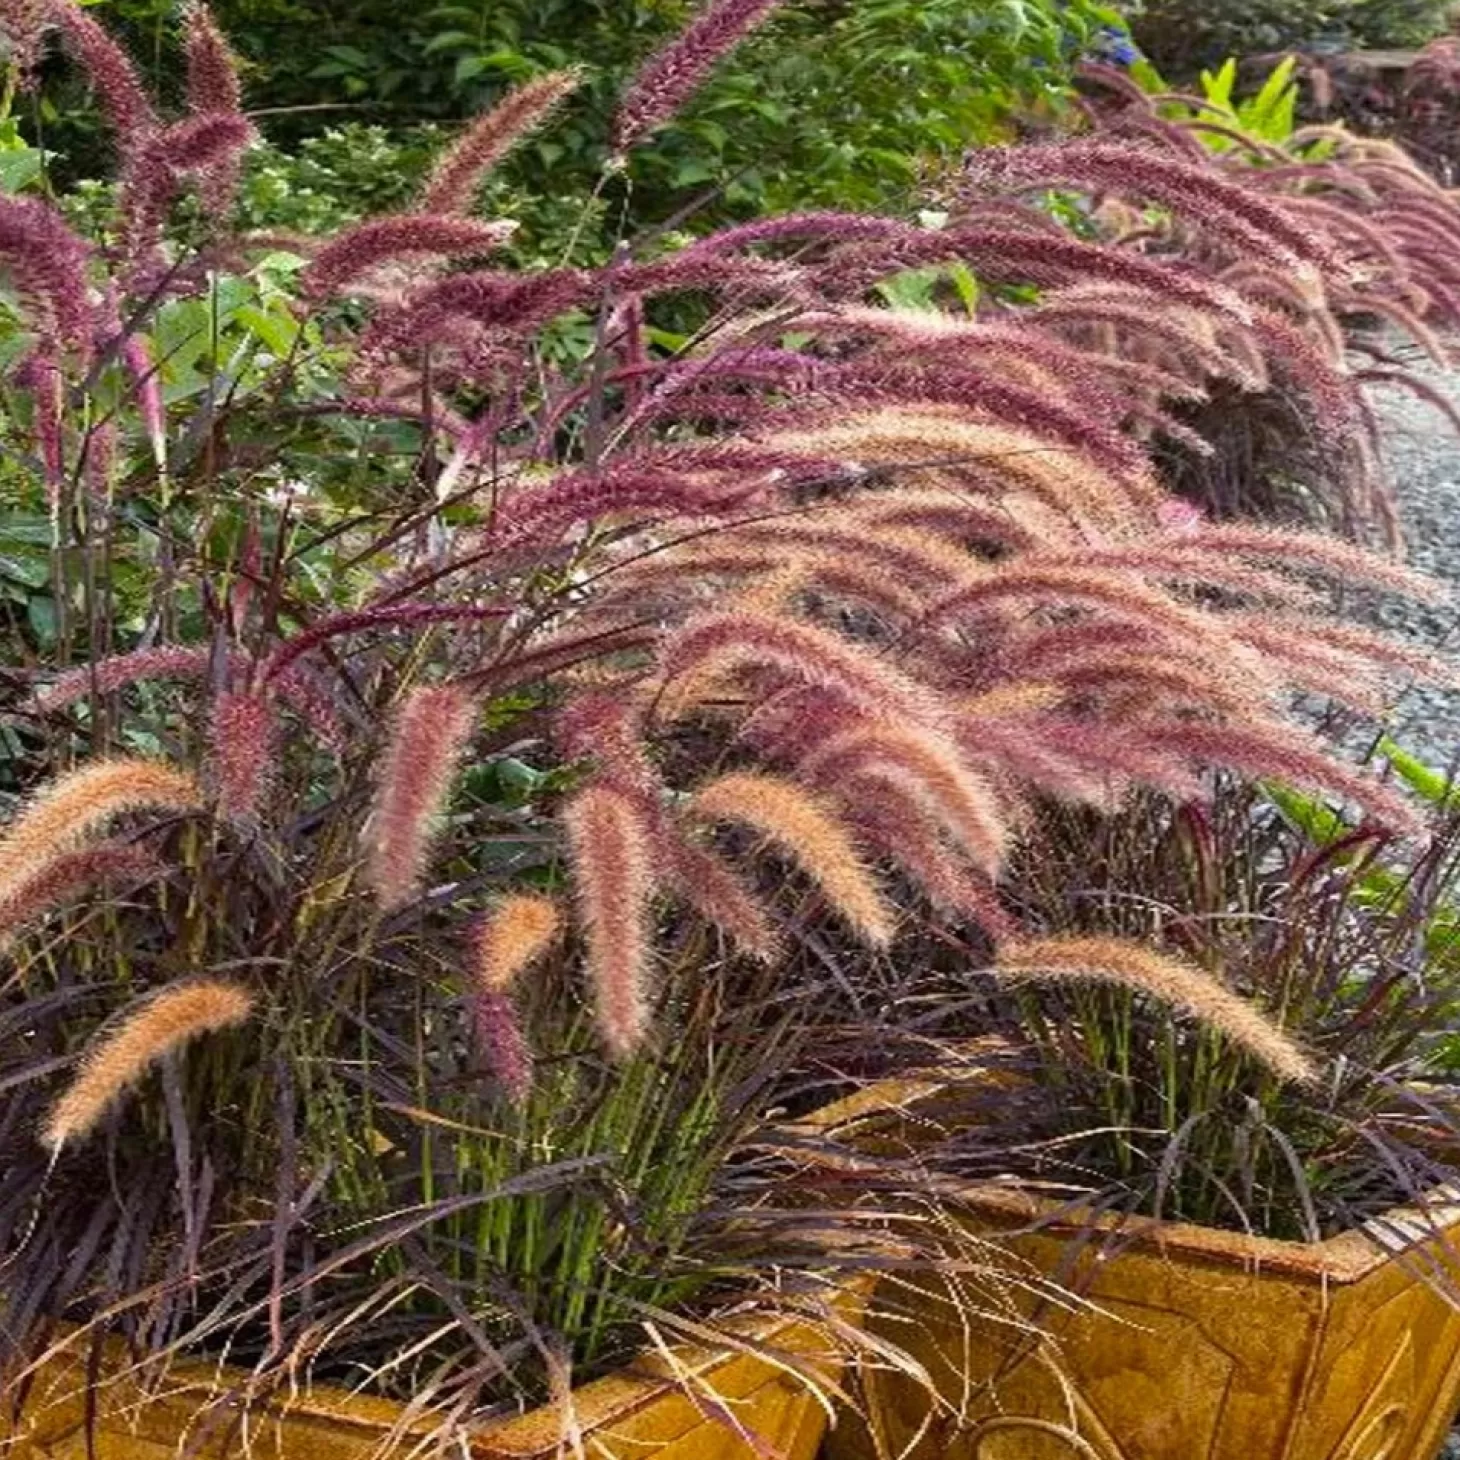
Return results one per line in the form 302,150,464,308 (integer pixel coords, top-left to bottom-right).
365,684,479,911
563,782,656,1059
418,70,581,216
612,0,785,158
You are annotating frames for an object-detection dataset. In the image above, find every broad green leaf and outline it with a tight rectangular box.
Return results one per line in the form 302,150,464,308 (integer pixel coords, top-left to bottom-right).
1378,735,1460,810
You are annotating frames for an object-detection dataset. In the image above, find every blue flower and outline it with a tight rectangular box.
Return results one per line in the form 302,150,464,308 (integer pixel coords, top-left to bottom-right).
1090,24,1140,69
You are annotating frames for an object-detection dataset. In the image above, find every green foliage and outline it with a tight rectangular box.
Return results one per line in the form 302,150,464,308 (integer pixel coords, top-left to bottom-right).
49,0,1119,231
1265,736,1460,990
1195,54,1301,143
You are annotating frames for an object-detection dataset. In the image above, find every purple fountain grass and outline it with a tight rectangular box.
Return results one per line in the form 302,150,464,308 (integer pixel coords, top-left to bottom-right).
611,0,785,157
1024,287,1259,390
468,894,561,1101
365,683,479,911
800,724,1006,877
0,196,96,356
848,781,1012,936
562,781,656,1059
471,986,533,1104
30,645,212,714
1,0,46,83
261,603,511,683
995,936,1317,1087
661,829,780,960
208,689,276,826
182,1,241,117
473,893,561,992
658,607,948,730
12,0,1460,1091
484,461,778,552
1134,718,1422,835
300,217,520,304
688,771,894,948
119,112,256,258
0,759,201,904
966,140,1339,274
46,0,156,143
0,840,163,949
418,70,582,216
358,254,806,367
42,979,254,1151
771,408,1153,531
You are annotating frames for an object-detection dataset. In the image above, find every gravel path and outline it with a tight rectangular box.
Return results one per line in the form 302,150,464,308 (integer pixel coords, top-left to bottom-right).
1366,350,1460,771
1354,355,1460,1460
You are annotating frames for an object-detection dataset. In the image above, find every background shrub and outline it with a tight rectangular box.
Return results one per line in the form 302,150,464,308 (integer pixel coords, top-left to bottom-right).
1130,0,1449,80
30,0,1124,237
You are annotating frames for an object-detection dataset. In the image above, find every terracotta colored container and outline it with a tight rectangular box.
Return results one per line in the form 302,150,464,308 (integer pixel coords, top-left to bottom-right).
2,1297,859,1460
810,1075,1460,1460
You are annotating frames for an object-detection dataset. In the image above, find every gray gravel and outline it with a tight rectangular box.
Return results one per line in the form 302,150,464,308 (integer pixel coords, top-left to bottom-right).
1363,350,1460,771
1354,355,1460,1460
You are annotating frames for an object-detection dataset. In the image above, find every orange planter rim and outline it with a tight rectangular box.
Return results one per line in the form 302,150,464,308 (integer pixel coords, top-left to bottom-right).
14,1278,870,1459
790,1065,1460,1287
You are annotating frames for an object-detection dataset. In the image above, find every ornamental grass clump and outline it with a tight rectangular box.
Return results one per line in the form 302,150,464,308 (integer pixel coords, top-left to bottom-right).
2,0,1459,1438
974,61,1460,538
911,772,1460,1240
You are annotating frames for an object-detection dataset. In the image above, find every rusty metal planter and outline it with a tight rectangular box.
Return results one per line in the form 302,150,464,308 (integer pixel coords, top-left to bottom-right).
813,1075,1460,1460
1,1297,859,1460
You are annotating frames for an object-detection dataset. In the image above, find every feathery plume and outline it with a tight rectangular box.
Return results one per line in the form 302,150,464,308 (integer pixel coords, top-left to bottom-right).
0,196,96,354
775,407,1149,527
663,831,779,960
119,113,256,256
30,647,211,714
612,0,784,156
850,783,1012,936
1146,718,1422,835
0,840,162,948
262,602,509,683
467,894,560,1103
41,979,255,1151
1,0,46,84
300,216,519,303
804,725,1007,874
20,348,64,506
473,893,561,992
660,608,945,729
365,684,478,911
183,1,241,116
689,772,894,947
418,70,581,215
118,325,167,471
967,140,1338,272
208,689,275,825
995,937,1317,1086
562,783,656,1059
1178,523,1442,601
47,0,156,144
0,760,200,903
471,986,532,1105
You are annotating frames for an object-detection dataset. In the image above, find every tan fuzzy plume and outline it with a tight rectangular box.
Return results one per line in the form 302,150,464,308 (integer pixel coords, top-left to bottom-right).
562,783,656,1059
0,759,201,903
365,684,478,911
418,69,581,216
473,893,562,992
995,936,1317,1086
689,772,894,947
42,979,255,1151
